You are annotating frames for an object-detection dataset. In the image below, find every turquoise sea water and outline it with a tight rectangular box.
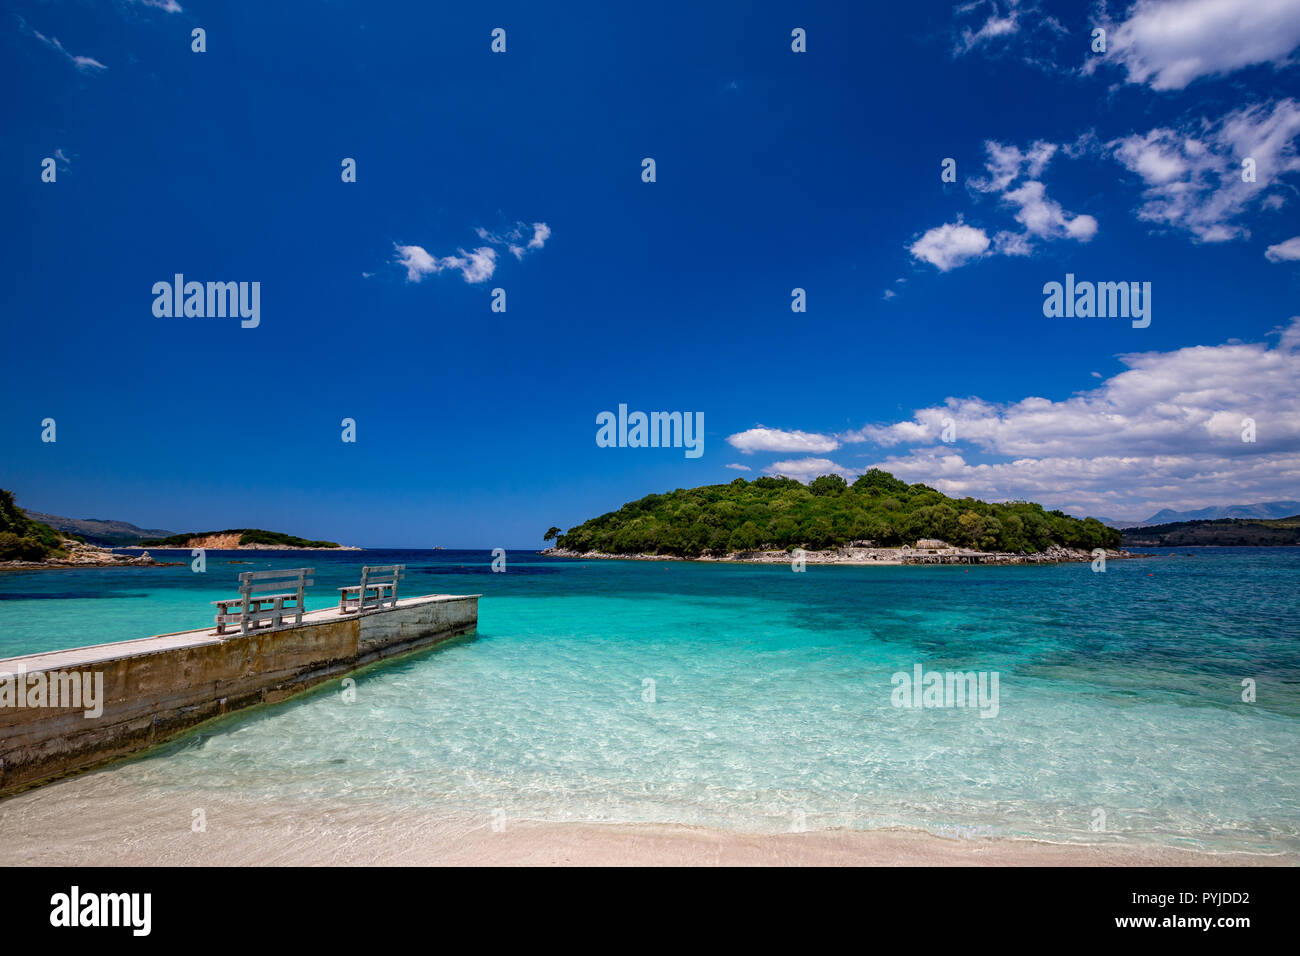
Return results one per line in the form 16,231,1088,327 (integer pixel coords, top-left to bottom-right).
2,548,1298,852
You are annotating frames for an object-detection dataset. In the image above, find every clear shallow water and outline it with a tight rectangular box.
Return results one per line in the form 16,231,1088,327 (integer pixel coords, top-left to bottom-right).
2,548,1298,851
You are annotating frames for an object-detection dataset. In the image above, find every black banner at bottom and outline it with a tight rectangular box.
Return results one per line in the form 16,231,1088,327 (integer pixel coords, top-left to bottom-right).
7,864,1283,943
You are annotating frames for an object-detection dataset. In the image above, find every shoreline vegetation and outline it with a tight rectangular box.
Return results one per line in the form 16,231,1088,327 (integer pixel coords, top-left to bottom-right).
543,544,1137,566
1,489,164,571
549,469,1125,561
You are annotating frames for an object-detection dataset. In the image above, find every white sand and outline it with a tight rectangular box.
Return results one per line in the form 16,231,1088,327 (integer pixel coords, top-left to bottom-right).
0,771,1290,866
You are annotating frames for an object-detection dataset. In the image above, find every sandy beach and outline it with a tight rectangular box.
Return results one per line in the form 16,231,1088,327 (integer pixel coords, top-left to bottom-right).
0,771,1290,867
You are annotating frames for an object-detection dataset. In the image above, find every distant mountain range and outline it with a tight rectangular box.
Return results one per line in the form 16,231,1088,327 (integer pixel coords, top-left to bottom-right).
21,510,175,547
1122,514,1300,547
1082,501,1300,529
1135,501,1300,526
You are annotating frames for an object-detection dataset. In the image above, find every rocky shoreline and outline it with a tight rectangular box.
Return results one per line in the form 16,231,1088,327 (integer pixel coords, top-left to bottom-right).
542,543,1141,566
0,539,174,572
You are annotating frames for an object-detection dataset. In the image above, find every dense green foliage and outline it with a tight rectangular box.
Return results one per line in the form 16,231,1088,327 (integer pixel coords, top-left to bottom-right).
557,469,1121,556
0,489,68,560
1123,515,1300,547
141,529,341,548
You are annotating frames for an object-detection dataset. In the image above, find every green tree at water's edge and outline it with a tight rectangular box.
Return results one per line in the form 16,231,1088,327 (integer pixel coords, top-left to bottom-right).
543,526,562,542
0,489,69,560
556,470,1121,557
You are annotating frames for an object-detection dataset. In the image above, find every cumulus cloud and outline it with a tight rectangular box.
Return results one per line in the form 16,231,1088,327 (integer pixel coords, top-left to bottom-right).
527,222,551,250
1110,100,1300,242
1088,0,1300,91
725,321,1300,512
911,140,1096,270
395,244,497,283
764,458,859,482
476,221,552,260
395,220,549,283
909,221,991,271
971,140,1058,193
834,317,1300,520
727,427,841,455
1265,236,1300,261
1002,180,1098,241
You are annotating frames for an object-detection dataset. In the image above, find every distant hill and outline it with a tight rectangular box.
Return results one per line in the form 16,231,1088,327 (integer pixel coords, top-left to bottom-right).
22,510,175,547
1122,514,1300,547
140,529,346,549
1136,501,1300,527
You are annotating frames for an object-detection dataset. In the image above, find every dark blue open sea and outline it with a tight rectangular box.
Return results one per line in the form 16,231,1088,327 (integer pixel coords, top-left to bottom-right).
1,547,1297,852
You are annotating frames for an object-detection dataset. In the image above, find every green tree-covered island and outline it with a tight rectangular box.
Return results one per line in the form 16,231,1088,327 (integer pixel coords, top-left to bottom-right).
550,470,1123,563
139,529,346,549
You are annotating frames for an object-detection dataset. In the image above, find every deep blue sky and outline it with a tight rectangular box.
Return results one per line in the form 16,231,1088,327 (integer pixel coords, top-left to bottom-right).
4,0,1299,544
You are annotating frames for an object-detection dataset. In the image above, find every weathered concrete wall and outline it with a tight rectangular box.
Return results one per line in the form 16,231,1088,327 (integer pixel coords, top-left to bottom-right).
0,594,479,796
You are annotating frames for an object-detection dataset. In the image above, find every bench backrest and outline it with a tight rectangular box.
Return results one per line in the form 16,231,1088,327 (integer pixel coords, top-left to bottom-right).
360,564,403,586
238,567,315,599
359,564,404,608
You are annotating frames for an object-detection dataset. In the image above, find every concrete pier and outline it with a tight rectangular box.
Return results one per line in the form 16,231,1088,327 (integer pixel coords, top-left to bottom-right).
0,594,480,796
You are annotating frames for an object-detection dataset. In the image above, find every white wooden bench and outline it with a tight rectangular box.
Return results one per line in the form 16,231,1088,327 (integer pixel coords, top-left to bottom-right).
338,564,404,614
213,568,314,636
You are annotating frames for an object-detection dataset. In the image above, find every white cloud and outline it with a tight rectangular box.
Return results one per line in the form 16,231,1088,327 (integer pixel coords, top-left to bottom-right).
476,221,552,260
395,220,549,282
1110,100,1300,242
1265,235,1300,261
1090,0,1300,91
971,140,1058,193
833,317,1300,520
394,244,497,283
29,27,106,71
764,458,859,482
1001,180,1098,241
727,427,840,455
134,0,183,11
909,221,991,271
724,463,752,472
957,11,1019,54
952,1,1068,65
882,289,897,300
911,140,1096,270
